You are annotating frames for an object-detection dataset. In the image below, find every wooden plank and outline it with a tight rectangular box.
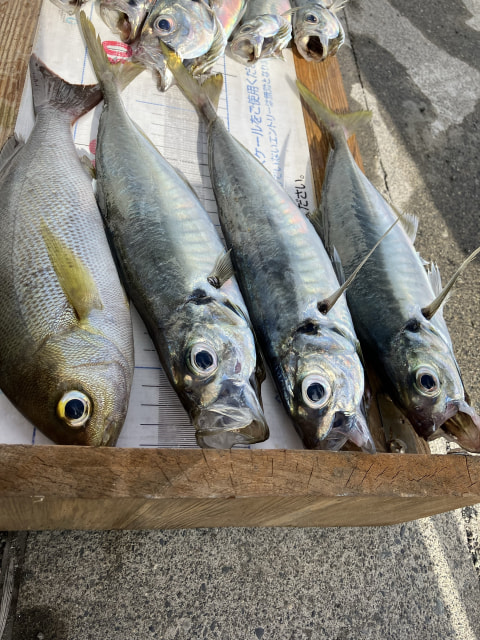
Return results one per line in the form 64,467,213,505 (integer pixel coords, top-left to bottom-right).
0,0,44,148
0,446,479,530
0,0,476,532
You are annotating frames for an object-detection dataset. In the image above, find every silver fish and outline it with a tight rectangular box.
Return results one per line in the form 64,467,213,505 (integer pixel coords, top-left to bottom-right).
297,82,480,453
135,0,226,91
0,56,134,446
80,14,268,448
164,48,374,452
97,0,156,42
230,0,292,64
292,0,346,62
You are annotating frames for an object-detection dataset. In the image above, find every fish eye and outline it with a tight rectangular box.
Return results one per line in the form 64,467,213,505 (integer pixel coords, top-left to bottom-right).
302,374,331,409
189,343,218,377
153,15,176,33
57,391,92,428
305,14,318,23
415,367,440,397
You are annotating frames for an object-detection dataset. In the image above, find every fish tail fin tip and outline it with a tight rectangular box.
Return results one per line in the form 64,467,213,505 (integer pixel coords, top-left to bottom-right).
160,42,221,122
79,11,143,92
29,55,102,123
296,80,371,141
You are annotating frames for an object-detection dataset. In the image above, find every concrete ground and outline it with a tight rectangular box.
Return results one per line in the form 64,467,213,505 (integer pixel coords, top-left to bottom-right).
2,1,480,638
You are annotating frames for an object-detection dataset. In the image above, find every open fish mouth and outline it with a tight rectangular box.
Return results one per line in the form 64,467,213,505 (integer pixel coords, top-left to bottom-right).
299,35,327,60
314,412,375,453
430,400,480,453
193,385,269,449
231,35,264,63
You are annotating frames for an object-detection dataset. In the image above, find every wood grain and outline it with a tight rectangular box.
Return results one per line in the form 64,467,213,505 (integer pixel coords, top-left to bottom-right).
0,446,479,530
0,0,43,148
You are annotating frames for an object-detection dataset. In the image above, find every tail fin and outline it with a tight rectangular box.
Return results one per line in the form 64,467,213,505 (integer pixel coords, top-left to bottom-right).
29,55,102,124
296,80,371,145
160,41,222,124
79,12,144,95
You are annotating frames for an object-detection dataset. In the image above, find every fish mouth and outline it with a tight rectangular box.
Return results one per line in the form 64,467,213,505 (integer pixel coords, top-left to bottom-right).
296,35,329,61
193,384,269,449
430,400,480,453
230,35,264,64
314,411,375,453
302,411,375,453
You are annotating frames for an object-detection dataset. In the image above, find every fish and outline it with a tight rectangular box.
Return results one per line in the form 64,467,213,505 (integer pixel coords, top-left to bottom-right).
163,46,376,452
79,13,269,448
97,0,156,43
297,81,480,453
135,0,226,91
292,0,346,62
0,56,134,446
230,0,292,64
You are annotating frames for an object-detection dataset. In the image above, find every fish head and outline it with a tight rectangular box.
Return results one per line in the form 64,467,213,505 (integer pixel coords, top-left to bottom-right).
139,0,217,61
19,329,133,446
98,0,156,42
278,323,372,451
385,318,480,451
230,15,292,64
292,4,344,61
168,296,268,448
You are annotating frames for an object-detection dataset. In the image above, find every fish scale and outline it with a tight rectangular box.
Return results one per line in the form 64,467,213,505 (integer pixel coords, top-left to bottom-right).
80,12,268,448
0,56,134,445
297,81,480,451
161,46,372,450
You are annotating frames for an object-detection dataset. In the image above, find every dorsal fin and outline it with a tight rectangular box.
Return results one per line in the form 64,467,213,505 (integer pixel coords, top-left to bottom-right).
422,247,480,320
426,262,443,296
389,201,418,244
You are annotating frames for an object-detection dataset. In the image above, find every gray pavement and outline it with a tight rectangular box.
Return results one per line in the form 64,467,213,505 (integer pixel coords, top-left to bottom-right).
2,1,480,638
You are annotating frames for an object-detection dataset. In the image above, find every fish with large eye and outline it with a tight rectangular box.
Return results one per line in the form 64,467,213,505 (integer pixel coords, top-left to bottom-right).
292,0,346,61
134,0,224,91
296,80,480,453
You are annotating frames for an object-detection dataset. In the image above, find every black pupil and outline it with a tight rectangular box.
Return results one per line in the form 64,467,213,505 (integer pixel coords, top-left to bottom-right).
307,382,325,403
158,18,171,31
65,398,86,420
306,14,317,22
420,374,436,390
195,350,214,370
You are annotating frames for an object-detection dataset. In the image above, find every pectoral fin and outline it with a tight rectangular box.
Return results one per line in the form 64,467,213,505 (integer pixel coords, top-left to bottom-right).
41,224,103,322
207,249,234,288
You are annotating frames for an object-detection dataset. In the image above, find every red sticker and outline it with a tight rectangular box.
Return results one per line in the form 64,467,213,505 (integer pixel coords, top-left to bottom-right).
102,41,133,63
89,139,97,155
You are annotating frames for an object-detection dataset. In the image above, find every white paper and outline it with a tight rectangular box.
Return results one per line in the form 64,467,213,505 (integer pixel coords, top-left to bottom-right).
1,0,316,448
